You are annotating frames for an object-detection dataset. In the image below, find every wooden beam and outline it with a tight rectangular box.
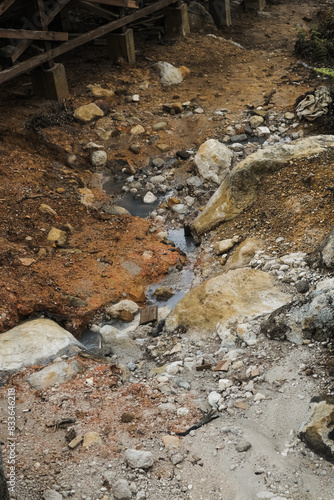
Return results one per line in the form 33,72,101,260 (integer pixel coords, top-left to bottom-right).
0,28,69,41
72,0,118,20
139,305,158,325
88,0,138,7
0,0,179,84
0,0,15,16
44,0,71,26
9,40,32,63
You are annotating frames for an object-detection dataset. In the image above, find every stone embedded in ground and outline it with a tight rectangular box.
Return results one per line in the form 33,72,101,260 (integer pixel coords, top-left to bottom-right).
112,479,132,500
130,124,145,135
43,491,63,500
47,227,67,246
298,395,334,463
82,431,102,448
225,238,263,271
153,286,175,300
124,449,154,469
162,435,181,449
235,441,252,452
98,325,140,362
87,84,114,99
170,453,184,465
194,139,233,185
90,150,107,168
308,225,334,269
153,121,168,131
249,115,264,128
0,318,83,374
261,276,334,344
214,238,235,255
73,103,104,122
143,191,157,204
27,360,83,390
157,61,189,85
165,268,291,336
191,135,334,235
39,204,57,216
208,391,221,407
68,435,83,449
107,299,139,318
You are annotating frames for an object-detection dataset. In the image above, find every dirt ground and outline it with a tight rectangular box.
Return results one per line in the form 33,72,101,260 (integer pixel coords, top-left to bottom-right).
1,0,334,498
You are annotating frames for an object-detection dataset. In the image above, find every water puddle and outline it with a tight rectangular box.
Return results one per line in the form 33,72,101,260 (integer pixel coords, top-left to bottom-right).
115,191,163,218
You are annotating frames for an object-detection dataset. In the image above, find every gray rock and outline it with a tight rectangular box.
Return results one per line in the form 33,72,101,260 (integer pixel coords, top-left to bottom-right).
152,158,165,168
295,279,310,293
191,135,334,235
153,122,168,131
136,491,146,500
0,319,83,374
187,175,203,188
27,360,83,390
98,325,141,363
195,139,232,185
124,449,154,469
129,143,141,154
90,150,108,168
43,491,63,500
308,226,334,269
298,395,334,463
113,479,132,500
235,441,252,452
108,206,130,215
249,115,264,128
230,134,247,143
170,453,184,465
261,277,334,344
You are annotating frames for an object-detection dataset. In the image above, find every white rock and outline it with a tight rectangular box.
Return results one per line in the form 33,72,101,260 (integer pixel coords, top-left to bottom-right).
157,61,184,85
257,126,271,136
90,150,108,168
143,192,157,204
124,449,154,469
43,491,63,500
27,360,82,390
113,479,132,500
0,319,83,373
107,299,139,317
218,379,233,391
195,139,233,184
254,393,266,401
166,361,183,375
208,391,221,407
249,115,264,128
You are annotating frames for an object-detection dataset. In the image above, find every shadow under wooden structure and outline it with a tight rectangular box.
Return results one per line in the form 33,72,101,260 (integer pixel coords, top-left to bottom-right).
0,0,190,98
209,0,266,28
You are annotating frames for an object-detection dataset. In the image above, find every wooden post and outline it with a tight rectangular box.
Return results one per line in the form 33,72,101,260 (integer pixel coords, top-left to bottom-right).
209,0,231,27
31,62,69,100
107,28,136,64
165,3,190,37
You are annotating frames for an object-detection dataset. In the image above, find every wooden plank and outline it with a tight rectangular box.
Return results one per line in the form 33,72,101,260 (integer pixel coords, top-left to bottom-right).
10,40,32,63
0,0,15,16
0,0,179,84
87,0,138,7
72,0,118,20
0,28,69,41
44,0,71,26
139,305,158,325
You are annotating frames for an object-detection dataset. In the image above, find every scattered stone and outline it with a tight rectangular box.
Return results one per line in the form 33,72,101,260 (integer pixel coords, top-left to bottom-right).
82,432,102,448
235,441,252,452
113,479,132,500
214,360,231,371
214,238,236,255
162,435,181,449
39,204,57,216
124,449,154,469
73,103,104,122
249,115,264,128
298,395,334,463
27,360,83,390
176,149,192,160
157,61,190,85
285,112,295,120
130,124,145,135
121,412,135,423
143,191,157,204
295,279,310,293
112,112,126,121
98,325,140,362
47,227,67,246
308,225,334,269
87,84,114,99
68,435,83,449
157,143,171,153
257,126,270,136
43,491,63,500
108,205,130,215
90,150,108,168
67,296,87,307
153,122,168,131
208,391,221,407
170,453,184,465
154,287,175,300
194,139,233,184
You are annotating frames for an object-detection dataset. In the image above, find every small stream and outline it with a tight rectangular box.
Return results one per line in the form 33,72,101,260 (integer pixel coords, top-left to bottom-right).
79,191,197,351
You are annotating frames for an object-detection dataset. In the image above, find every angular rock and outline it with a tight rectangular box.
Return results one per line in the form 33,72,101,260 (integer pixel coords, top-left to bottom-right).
113,479,132,500
107,299,140,318
73,103,104,123
130,125,145,135
153,287,174,300
143,192,157,204
124,449,154,469
162,435,181,449
249,115,264,128
82,432,102,448
47,227,67,246
191,135,334,235
225,238,263,271
27,360,83,390
165,268,291,336
308,225,334,269
261,277,334,344
98,325,141,362
214,238,235,255
39,204,57,216
157,62,190,85
0,319,83,374
298,395,334,463
43,491,62,500
194,139,233,185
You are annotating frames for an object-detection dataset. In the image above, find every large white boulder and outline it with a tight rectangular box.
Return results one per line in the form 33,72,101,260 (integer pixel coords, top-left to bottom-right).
194,139,233,185
0,318,83,374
